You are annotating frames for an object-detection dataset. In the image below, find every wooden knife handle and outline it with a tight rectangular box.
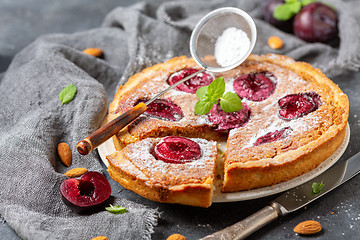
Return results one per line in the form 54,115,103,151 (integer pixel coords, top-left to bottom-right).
76,102,147,155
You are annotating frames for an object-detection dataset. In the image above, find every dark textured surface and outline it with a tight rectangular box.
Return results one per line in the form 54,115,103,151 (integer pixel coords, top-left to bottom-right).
1,0,360,239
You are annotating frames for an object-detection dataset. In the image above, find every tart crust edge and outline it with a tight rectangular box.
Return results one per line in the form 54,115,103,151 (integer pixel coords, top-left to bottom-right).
106,151,215,208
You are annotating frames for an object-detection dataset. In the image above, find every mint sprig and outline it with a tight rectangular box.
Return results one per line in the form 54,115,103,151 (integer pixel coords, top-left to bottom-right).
311,181,324,195
194,77,242,115
220,92,243,113
273,0,315,21
105,204,128,214
59,84,77,105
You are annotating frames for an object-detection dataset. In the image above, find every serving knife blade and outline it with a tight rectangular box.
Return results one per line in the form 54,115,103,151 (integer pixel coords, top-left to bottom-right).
201,151,360,240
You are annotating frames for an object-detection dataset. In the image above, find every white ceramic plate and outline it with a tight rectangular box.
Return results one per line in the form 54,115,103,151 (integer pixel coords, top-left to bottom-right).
98,124,350,203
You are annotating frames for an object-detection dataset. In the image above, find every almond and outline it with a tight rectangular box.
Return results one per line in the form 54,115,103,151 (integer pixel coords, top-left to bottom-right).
83,48,103,57
268,36,284,49
57,142,72,167
64,168,88,178
166,234,187,240
90,236,108,240
293,220,322,235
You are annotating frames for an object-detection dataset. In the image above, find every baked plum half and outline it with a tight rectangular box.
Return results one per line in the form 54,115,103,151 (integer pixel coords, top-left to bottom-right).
233,72,276,102
254,127,292,146
278,92,321,120
153,136,202,164
136,98,184,122
167,68,214,94
208,102,251,131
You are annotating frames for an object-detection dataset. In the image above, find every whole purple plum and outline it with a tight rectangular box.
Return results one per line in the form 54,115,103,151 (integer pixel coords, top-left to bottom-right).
293,2,338,43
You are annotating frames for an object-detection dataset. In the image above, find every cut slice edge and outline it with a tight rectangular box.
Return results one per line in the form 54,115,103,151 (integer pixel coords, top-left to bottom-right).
106,137,218,208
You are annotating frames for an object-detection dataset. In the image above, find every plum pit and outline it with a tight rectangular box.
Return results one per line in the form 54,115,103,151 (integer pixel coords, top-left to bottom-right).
78,180,95,197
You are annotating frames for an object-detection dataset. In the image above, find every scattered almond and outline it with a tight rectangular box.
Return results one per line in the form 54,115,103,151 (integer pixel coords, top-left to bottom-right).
64,168,88,178
167,233,187,240
90,236,108,240
83,48,103,57
57,142,72,167
293,220,322,235
268,36,284,49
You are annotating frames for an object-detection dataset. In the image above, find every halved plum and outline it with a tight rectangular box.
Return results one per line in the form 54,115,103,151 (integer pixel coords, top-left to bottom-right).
278,92,321,120
60,171,111,213
254,127,292,146
233,71,276,101
136,98,184,121
208,102,251,131
167,68,214,94
153,136,202,164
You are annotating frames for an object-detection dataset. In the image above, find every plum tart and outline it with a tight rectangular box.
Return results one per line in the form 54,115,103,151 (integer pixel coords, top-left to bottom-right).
106,54,348,207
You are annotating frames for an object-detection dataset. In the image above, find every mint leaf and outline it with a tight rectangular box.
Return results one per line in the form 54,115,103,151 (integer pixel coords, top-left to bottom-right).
274,4,295,21
220,92,243,113
301,0,315,6
194,77,242,115
59,84,77,105
105,204,128,214
311,181,324,195
273,1,302,21
207,77,225,101
194,100,214,115
288,1,302,13
196,86,208,99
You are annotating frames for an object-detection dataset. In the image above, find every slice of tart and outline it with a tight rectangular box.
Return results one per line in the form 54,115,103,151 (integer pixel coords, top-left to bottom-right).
107,136,217,208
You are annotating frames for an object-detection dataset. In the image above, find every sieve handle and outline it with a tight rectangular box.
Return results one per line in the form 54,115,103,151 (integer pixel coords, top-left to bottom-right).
145,68,205,105
76,102,147,155
76,68,205,155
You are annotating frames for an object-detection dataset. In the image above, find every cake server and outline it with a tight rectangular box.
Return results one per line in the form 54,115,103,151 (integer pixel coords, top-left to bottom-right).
76,7,257,155
200,150,360,240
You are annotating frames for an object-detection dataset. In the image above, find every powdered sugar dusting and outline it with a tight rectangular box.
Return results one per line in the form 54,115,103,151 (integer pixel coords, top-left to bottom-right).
243,113,321,149
124,137,217,185
215,27,250,67
226,61,327,152
115,56,333,160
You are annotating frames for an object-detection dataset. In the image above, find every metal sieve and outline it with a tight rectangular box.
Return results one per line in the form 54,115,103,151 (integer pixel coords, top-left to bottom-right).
190,7,257,72
76,7,257,155
147,7,257,105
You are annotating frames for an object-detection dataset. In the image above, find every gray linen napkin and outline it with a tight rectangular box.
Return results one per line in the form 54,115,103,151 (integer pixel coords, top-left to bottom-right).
0,0,359,239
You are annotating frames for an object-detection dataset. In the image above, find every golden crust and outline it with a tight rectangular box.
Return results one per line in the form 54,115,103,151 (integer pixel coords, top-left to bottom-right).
222,126,346,191
107,138,217,208
106,54,349,206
